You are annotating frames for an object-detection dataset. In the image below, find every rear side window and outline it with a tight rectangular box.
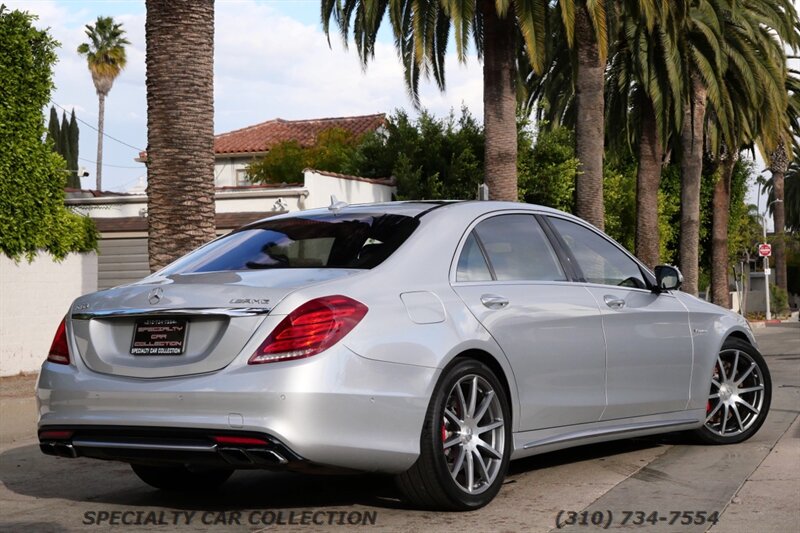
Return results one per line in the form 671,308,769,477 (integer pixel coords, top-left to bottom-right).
159,213,419,274
463,214,566,282
549,217,647,288
456,233,492,282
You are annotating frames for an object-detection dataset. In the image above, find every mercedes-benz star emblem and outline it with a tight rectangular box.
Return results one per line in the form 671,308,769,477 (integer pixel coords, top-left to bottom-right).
148,287,163,305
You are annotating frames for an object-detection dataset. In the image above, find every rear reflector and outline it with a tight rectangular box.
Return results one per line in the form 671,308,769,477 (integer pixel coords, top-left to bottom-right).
47,317,70,365
39,429,74,440
249,295,367,364
212,435,269,446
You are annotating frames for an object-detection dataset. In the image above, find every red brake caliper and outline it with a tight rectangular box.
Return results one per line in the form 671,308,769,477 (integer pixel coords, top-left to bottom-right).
707,401,712,413
441,423,447,443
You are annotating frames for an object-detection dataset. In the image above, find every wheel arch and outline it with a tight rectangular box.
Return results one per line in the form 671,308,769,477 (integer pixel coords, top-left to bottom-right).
444,348,516,430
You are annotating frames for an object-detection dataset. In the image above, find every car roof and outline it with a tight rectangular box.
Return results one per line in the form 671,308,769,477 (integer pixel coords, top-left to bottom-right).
251,200,576,223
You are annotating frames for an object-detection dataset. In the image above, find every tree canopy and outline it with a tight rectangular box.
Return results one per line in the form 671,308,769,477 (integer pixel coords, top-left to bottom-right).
0,6,96,261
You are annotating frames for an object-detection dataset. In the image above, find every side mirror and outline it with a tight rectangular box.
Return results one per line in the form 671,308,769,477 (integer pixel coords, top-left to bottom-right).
654,265,683,292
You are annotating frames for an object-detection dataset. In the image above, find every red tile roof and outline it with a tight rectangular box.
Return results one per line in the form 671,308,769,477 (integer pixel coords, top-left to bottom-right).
214,113,385,155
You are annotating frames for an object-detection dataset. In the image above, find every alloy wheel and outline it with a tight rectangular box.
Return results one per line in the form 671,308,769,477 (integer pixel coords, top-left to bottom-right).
441,374,505,494
704,348,767,437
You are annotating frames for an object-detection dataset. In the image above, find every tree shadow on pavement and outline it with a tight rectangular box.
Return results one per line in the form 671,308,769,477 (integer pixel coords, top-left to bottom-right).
1,436,678,512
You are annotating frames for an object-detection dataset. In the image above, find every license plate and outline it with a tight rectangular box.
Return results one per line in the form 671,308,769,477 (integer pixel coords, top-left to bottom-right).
130,318,188,355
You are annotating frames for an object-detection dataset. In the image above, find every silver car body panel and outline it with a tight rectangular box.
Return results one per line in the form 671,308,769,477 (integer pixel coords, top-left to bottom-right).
38,201,757,474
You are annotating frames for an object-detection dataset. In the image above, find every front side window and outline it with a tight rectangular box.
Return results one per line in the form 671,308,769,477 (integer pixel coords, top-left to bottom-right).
549,217,647,288
158,213,418,275
463,214,566,282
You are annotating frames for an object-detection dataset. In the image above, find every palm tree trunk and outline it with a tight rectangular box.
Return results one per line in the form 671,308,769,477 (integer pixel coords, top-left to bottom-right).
96,92,105,190
635,96,662,269
145,0,216,271
710,152,737,307
481,2,517,201
678,73,707,295
770,141,789,294
574,3,604,229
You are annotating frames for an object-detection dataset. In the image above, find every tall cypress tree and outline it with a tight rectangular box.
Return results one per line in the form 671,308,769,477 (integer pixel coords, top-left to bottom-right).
59,111,74,187
46,106,59,151
68,109,80,188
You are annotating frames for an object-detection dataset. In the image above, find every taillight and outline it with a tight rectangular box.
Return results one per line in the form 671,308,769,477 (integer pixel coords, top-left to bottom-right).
249,295,367,365
47,317,70,365
39,429,74,440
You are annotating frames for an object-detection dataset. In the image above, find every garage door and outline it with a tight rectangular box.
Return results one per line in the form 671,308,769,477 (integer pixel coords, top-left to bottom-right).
98,238,150,289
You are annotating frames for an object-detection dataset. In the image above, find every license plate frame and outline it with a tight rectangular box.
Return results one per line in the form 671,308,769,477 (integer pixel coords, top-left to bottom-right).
130,318,188,356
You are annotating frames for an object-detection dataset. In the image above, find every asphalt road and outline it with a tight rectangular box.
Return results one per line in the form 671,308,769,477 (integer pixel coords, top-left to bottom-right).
1,323,797,533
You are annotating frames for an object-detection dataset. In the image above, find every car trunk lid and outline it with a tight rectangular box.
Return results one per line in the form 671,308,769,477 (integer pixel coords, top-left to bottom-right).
71,269,361,378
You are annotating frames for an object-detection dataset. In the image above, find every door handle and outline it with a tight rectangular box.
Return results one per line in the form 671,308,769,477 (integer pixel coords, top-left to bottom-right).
603,295,625,309
480,294,509,309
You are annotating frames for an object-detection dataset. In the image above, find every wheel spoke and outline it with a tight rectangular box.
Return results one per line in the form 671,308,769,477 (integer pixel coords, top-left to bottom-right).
731,351,740,382
735,397,759,415
711,378,721,388
450,446,466,478
443,436,460,449
467,376,478,417
473,450,490,485
476,438,503,460
474,390,495,422
477,419,503,434
456,384,467,418
717,356,728,381
735,363,756,386
738,385,764,394
732,403,745,432
465,448,475,492
705,401,723,422
721,404,729,434
708,393,720,399
444,408,461,425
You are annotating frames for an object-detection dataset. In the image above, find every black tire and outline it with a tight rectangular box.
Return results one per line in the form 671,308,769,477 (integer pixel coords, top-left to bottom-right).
692,337,771,445
396,359,511,511
131,464,233,491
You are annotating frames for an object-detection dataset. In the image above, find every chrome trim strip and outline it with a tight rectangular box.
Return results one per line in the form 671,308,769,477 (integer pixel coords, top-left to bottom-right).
522,419,698,450
72,439,218,453
253,449,289,465
72,307,271,320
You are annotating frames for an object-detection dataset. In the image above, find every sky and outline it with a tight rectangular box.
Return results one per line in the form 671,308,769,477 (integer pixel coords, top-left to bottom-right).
10,0,798,229
12,0,483,193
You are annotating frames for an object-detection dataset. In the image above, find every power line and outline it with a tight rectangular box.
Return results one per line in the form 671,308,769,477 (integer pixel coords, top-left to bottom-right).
78,156,143,169
49,101,145,152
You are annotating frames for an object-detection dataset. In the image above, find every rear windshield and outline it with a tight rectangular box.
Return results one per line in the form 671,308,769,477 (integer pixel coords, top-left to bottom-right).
158,213,419,274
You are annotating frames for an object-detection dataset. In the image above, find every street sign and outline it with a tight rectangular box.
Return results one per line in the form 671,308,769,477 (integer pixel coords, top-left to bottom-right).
758,243,772,257
764,268,771,275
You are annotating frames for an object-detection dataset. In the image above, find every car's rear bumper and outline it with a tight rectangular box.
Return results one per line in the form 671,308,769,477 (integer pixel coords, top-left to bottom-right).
37,346,438,473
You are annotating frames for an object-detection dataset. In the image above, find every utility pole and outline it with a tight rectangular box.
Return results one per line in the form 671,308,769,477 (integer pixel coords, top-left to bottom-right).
762,199,782,321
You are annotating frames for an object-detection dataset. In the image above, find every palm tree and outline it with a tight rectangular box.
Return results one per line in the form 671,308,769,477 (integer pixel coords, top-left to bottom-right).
572,1,608,229
77,16,129,191
602,2,692,269
527,2,689,243
706,0,797,306
321,1,607,203
676,0,727,296
145,0,216,271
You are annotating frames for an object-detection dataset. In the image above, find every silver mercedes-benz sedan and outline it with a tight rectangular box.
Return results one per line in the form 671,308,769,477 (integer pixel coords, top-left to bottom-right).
37,201,770,510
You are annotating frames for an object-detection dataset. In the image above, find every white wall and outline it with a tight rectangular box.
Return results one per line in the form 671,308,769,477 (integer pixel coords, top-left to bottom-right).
0,252,98,376
304,171,395,208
